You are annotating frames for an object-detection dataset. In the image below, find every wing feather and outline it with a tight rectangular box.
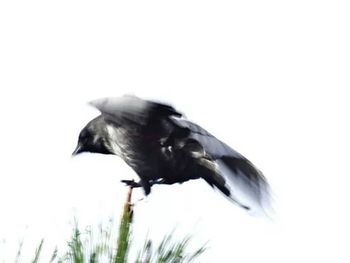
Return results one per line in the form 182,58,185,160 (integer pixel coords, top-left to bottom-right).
171,118,270,210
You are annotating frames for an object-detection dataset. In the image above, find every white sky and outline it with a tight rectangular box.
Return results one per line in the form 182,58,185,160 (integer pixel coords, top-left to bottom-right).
1,0,350,262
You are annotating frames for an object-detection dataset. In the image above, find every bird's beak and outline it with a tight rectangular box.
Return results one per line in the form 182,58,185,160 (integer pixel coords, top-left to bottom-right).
72,144,83,156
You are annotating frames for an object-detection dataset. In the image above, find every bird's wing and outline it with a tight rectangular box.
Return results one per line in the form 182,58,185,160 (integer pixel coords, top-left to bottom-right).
171,119,243,159
171,118,270,211
90,95,181,126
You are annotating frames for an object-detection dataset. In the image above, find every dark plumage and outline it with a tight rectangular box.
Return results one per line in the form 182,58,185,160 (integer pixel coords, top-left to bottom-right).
73,95,269,211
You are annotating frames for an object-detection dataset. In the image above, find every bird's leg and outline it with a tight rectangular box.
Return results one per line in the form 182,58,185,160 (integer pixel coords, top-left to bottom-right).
120,179,142,188
121,179,151,195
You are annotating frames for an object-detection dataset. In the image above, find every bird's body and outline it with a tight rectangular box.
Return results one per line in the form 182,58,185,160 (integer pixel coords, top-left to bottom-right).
73,95,269,211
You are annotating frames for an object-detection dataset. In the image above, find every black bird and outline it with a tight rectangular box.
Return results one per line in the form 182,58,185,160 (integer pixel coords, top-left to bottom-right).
73,95,269,211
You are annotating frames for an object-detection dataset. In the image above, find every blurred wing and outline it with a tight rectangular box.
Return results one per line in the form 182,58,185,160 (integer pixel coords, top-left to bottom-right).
90,95,181,125
171,118,270,210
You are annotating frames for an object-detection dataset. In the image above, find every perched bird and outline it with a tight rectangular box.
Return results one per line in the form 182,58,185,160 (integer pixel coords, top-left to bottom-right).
73,95,269,211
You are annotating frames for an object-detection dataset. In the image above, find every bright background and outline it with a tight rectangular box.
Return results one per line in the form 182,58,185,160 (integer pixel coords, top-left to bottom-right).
1,1,350,262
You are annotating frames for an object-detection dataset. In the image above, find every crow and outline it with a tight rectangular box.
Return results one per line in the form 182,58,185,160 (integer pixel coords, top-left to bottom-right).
72,95,269,211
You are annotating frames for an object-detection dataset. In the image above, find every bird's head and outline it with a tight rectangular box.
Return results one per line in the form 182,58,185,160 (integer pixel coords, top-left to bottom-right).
72,116,113,156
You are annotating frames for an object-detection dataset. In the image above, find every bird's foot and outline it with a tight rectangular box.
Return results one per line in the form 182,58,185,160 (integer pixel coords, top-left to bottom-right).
121,179,142,188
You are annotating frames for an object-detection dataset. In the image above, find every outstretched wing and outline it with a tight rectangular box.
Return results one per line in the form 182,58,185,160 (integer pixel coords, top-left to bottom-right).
171,118,270,211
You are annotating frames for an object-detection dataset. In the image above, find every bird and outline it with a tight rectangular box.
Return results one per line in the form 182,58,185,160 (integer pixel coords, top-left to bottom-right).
72,95,270,211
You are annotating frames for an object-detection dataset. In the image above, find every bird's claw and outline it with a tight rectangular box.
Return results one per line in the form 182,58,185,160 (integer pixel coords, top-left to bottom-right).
121,179,141,188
